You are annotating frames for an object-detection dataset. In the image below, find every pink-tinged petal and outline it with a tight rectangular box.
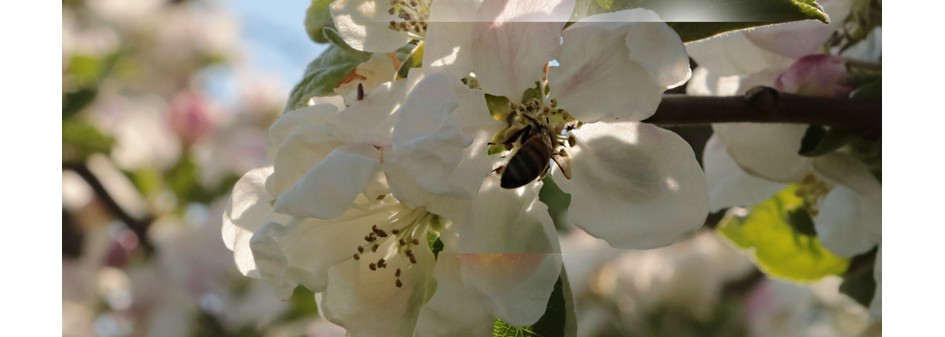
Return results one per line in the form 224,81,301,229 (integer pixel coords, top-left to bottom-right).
471,0,574,99
550,24,662,122
686,33,794,77
712,123,813,183
554,122,708,249
274,144,381,219
322,229,436,337
703,136,787,211
387,73,504,207
222,167,290,278
330,0,411,53
813,184,880,257
412,253,494,337
775,55,851,97
266,104,342,196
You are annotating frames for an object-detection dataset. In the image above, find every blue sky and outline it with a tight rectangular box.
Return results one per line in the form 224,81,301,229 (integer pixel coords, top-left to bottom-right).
204,0,329,104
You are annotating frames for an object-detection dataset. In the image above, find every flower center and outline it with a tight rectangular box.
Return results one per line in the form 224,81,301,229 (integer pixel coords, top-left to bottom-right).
352,207,434,288
387,0,431,38
489,97,579,188
795,174,831,216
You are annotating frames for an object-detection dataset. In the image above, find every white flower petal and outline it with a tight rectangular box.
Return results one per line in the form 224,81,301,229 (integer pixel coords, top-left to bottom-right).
566,9,689,89
471,0,573,99
253,201,410,296
412,253,494,337
274,144,382,219
686,33,794,77
249,221,301,299
322,232,436,336
459,251,561,326
329,80,407,147
703,135,787,211
423,0,480,77
555,122,708,249
222,167,289,278
266,104,342,196
550,22,663,122
813,184,879,257
712,123,813,183
387,72,503,207
686,67,741,96
330,0,411,53
813,153,881,198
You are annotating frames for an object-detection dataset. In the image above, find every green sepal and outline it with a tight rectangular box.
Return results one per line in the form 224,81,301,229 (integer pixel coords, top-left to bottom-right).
485,94,512,122
520,82,544,104
397,42,424,80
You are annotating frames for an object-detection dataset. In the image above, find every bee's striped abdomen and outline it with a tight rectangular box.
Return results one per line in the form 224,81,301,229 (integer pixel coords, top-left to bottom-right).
501,135,551,189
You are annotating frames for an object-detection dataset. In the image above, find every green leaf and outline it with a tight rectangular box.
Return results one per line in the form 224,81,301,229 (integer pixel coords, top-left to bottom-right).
280,286,320,321
539,177,572,232
574,0,829,42
285,46,364,112
63,87,98,118
530,267,577,337
305,0,334,44
62,119,115,160
717,185,850,281
839,248,877,307
798,125,852,157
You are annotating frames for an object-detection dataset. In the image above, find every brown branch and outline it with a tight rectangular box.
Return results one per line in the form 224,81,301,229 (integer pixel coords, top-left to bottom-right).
645,86,881,139
63,162,156,255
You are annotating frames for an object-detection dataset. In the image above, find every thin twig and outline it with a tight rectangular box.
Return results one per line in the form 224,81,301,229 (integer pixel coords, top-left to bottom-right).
63,162,156,255
646,86,881,139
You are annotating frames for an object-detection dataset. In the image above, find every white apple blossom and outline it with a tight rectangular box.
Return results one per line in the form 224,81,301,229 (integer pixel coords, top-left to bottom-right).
330,0,431,53
392,2,708,250
224,71,564,335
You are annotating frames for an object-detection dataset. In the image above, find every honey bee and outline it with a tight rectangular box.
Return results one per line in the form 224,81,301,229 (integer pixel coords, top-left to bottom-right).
497,124,572,189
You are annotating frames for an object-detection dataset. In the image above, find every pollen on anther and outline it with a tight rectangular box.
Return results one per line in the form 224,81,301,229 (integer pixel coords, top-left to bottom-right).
399,239,406,246
353,254,360,260
396,279,403,288
357,246,364,253
411,239,419,245
369,263,377,270
409,256,417,264
372,244,380,252
395,268,401,277
391,229,400,234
